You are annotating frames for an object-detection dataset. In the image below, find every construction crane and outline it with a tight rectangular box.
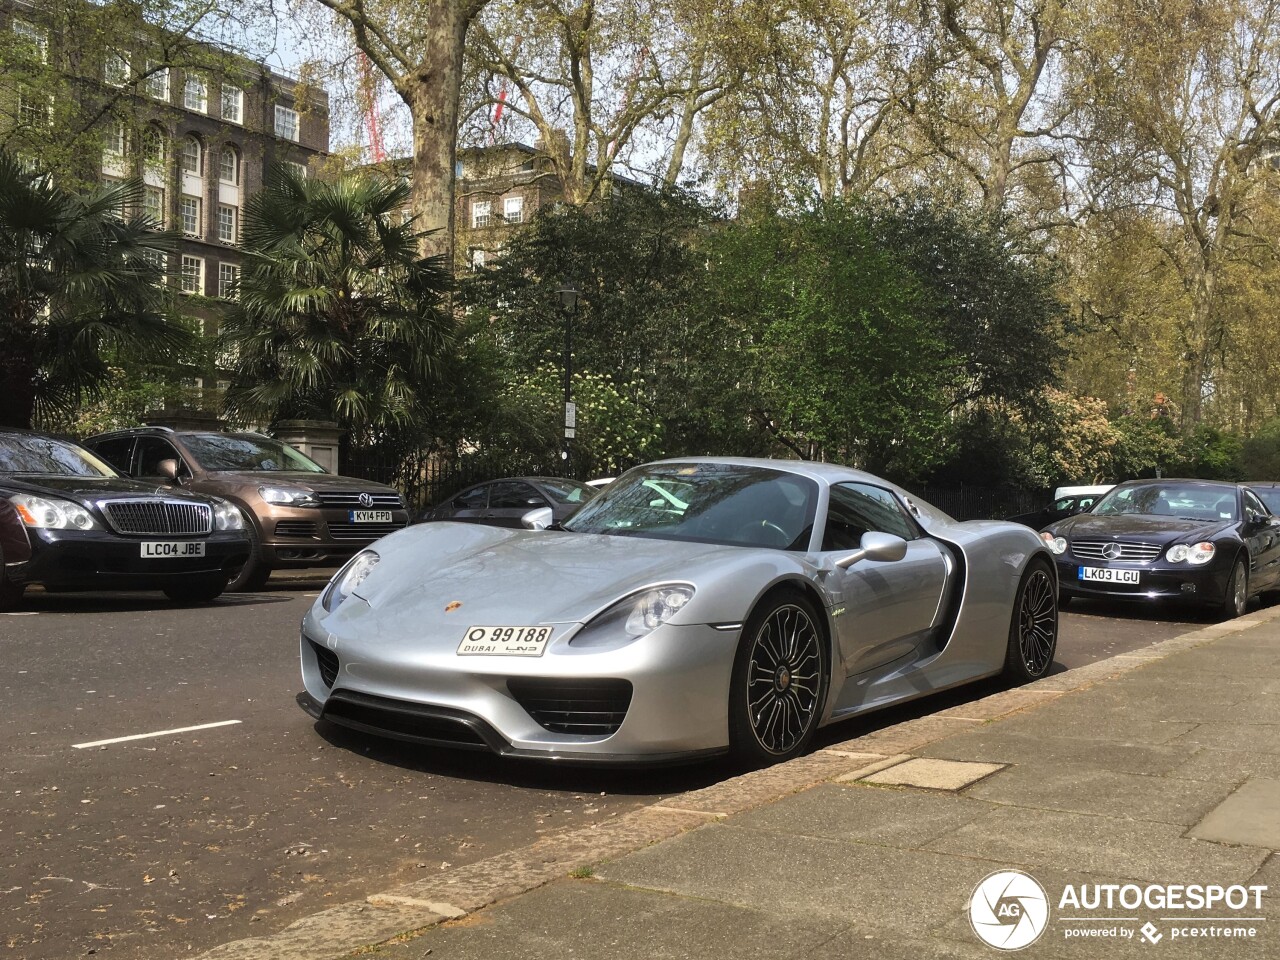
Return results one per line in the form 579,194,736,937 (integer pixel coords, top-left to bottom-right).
357,51,387,163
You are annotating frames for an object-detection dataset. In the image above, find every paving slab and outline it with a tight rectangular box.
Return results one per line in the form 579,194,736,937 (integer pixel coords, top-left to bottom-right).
1167,723,1280,755
975,704,1199,745
923,806,1270,884
861,757,1006,790
388,879,853,960
822,714,986,755
963,760,1238,826
919,729,1199,776
1169,748,1280,784
724,782,996,849
596,822,990,934
1189,779,1280,849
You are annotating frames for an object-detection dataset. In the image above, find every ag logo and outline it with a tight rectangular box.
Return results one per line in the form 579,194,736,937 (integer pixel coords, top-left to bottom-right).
969,870,1050,950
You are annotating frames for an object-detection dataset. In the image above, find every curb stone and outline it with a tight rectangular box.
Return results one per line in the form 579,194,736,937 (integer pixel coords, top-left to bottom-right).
187,603,1280,960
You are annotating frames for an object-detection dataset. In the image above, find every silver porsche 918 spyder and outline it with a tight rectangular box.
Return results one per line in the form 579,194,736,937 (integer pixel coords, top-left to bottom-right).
297,458,1058,766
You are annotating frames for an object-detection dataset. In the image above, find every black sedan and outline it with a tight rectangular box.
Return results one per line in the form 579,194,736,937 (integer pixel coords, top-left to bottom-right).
0,430,251,609
1041,479,1280,618
419,476,598,527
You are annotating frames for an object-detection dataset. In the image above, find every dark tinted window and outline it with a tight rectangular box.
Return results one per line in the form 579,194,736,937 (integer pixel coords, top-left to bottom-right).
0,435,116,477
135,437,183,477
451,485,488,510
823,483,916,551
489,480,543,509
91,436,134,472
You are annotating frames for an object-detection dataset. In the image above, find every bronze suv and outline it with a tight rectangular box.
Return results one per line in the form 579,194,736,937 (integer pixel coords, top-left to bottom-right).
85,427,408,591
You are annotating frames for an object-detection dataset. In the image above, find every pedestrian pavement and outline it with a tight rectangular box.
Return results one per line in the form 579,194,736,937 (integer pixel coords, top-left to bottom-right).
194,606,1280,960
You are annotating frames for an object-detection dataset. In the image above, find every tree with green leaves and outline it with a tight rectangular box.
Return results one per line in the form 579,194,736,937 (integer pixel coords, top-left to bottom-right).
219,167,453,440
0,151,184,429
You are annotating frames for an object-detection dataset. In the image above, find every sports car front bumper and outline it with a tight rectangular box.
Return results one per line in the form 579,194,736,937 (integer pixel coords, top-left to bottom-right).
297,608,744,763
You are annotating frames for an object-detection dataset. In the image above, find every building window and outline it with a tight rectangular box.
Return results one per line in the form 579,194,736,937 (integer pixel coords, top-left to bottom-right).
274,105,299,141
219,147,239,185
13,20,48,63
180,256,204,294
184,75,208,112
144,65,170,101
283,160,307,179
179,197,201,236
216,204,237,244
504,196,524,224
218,263,239,299
221,85,244,124
468,248,486,270
104,121,127,157
142,248,167,277
472,200,491,228
17,87,51,127
143,187,165,225
143,126,166,167
104,51,130,87
520,158,536,173
179,136,202,174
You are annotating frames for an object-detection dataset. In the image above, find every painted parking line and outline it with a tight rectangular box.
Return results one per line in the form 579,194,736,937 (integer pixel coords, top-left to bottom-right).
72,719,242,750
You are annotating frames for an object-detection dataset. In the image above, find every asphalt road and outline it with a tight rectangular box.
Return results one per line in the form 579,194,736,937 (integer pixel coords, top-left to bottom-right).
0,577,1248,960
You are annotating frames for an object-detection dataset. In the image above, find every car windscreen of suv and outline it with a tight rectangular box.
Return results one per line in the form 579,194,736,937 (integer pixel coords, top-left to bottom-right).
183,434,327,473
0,435,118,477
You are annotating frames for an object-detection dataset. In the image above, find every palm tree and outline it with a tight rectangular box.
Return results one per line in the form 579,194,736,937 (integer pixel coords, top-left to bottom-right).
0,150,185,429
219,167,452,436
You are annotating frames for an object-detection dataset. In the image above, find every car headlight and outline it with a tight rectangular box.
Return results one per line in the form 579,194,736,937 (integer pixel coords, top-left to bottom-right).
1167,541,1215,565
1039,532,1067,555
569,584,695,648
322,550,380,613
212,499,244,531
9,494,99,530
259,485,319,507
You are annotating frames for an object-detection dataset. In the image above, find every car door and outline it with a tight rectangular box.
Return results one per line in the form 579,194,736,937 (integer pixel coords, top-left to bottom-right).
1241,489,1280,590
88,436,136,476
483,480,549,527
819,482,950,677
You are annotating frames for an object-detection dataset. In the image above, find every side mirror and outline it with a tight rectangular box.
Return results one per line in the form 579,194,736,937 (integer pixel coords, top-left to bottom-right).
521,506,554,530
158,459,182,483
834,531,909,570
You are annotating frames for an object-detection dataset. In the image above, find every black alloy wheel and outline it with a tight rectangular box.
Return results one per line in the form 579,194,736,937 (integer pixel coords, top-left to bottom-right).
1004,558,1058,682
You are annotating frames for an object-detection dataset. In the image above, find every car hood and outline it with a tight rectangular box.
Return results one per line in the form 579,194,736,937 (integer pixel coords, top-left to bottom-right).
0,474,214,505
1049,513,1234,543
341,523,779,637
207,470,397,493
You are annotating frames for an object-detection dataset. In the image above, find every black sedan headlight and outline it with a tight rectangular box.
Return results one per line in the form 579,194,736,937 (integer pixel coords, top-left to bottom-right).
1166,541,1215,564
9,493,99,530
322,550,380,613
212,499,245,531
1039,532,1067,555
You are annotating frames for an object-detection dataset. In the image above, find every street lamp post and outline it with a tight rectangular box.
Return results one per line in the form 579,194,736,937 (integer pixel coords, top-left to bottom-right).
556,282,581,471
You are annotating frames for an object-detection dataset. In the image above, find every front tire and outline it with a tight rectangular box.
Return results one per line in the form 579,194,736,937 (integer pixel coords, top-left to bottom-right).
1218,557,1248,621
163,576,227,604
226,521,271,592
1003,558,1058,683
729,591,828,767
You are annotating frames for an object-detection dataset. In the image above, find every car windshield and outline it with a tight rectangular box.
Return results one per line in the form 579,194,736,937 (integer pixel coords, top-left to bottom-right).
0,435,117,477
562,462,818,550
536,478,597,505
1092,482,1238,522
183,433,327,473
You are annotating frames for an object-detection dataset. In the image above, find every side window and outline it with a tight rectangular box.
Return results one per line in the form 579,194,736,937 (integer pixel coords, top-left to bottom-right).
91,437,134,473
489,481,544,509
451,485,488,510
823,483,917,552
1244,491,1268,522
1054,497,1075,512
135,437,184,478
